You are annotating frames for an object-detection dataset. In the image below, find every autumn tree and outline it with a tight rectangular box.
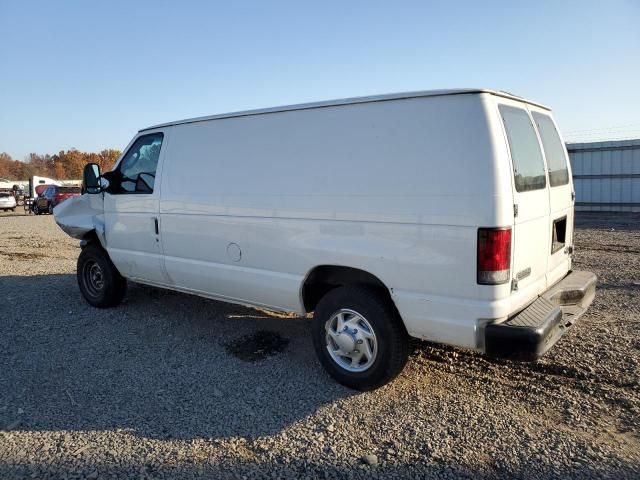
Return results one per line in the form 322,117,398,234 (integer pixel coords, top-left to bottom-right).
0,152,30,180
97,149,122,172
0,149,121,180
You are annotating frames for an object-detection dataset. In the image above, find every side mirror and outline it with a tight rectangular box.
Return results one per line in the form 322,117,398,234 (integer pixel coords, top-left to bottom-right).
83,163,101,194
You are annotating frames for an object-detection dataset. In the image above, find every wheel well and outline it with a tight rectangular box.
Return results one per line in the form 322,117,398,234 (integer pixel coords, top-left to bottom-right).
301,265,390,312
80,230,101,249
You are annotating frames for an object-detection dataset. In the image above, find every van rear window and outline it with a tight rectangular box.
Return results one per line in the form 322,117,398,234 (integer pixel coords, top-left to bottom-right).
499,105,546,192
532,112,569,187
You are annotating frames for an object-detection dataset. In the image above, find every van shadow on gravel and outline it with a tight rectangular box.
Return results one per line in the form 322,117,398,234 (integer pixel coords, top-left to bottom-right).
0,274,356,441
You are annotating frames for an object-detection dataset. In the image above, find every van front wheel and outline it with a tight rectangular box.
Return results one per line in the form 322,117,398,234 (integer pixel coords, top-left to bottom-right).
77,244,127,308
312,286,409,390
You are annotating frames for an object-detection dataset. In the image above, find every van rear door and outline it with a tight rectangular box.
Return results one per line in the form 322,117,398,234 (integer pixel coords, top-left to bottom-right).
496,99,551,297
529,107,574,286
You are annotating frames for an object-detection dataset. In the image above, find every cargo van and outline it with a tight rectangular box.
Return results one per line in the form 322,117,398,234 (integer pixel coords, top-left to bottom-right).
55,89,596,390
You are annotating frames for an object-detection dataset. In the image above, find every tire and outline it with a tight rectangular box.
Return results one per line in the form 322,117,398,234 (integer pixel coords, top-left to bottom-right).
77,244,127,308
312,285,409,391
33,205,39,215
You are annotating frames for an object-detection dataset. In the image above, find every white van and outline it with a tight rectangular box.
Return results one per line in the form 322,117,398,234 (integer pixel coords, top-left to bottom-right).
55,89,596,390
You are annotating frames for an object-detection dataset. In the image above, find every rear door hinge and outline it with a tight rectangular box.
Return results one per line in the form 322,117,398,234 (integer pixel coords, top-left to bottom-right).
513,204,518,217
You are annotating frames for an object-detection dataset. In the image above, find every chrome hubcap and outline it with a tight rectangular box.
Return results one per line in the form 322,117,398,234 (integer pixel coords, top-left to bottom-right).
325,309,377,372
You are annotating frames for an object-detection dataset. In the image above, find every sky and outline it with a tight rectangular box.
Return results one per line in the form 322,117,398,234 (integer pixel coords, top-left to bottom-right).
1,0,639,160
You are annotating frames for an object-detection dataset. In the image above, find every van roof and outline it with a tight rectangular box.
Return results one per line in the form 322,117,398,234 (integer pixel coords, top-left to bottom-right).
140,88,550,131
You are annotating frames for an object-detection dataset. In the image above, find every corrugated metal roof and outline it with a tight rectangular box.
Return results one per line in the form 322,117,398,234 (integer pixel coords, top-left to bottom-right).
567,138,640,152
140,88,550,132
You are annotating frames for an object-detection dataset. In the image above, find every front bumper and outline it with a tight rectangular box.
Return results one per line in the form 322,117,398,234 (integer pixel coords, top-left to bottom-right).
484,270,597,361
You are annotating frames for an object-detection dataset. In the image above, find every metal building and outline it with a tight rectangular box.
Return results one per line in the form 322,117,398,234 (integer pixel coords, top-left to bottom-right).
567,139,640,212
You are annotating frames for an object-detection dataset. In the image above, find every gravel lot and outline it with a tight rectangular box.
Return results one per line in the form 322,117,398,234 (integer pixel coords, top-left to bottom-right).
0,211,638,479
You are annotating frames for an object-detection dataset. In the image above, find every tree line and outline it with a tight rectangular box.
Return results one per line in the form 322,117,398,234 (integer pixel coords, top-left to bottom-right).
0,149,121,181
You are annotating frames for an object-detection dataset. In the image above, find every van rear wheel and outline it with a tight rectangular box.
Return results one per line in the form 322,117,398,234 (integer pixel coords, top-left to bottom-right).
77,244,127,308
311,285,409,390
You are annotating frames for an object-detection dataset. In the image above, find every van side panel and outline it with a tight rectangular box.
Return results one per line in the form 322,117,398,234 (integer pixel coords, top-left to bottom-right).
159,94,509,348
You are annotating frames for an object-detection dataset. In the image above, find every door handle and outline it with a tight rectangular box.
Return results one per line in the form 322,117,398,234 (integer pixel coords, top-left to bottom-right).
152,217,159,235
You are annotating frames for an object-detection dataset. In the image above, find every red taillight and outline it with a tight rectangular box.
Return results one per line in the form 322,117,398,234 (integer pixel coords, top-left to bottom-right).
55,193,65,202
477,227,512,285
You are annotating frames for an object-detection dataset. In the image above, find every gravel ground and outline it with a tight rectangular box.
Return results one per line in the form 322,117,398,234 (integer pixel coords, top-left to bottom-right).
0,210,638,479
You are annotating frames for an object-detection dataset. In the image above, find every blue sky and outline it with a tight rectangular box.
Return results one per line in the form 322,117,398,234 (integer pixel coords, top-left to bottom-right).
1,0,639,159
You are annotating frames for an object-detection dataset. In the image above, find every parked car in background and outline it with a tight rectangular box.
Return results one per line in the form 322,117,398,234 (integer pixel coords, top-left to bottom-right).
0,192,17,211
34,185,81,214
28,176,62,199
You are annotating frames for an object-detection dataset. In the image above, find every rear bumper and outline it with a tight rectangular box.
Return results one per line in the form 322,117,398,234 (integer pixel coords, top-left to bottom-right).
484,270,596,361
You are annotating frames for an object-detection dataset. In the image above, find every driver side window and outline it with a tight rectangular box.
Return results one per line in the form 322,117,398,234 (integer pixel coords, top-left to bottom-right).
116,133,164,193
